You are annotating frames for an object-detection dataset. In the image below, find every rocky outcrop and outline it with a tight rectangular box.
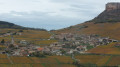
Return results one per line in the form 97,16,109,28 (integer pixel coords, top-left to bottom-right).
106,3,120,11
91,2,120,23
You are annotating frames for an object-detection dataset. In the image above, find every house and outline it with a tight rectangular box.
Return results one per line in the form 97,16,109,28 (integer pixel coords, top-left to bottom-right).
76,45,87,51
20,50,29,56
13,49,20,56
28,51,36,54
20,40,28,45
16,33,22,35
56,51,62,56
43,47,51,53
68,49,74,54
37,48,44,51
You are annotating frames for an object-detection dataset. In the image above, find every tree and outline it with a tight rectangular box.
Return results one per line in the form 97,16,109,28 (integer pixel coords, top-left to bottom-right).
8,44,14,48
19,30,23,32
1,39,5,44
63,37,68,42
30,52,46,58
60,49,66,55
73,60,84,67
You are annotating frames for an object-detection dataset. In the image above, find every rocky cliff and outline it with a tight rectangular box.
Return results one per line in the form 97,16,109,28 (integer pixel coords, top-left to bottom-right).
106,2,120,11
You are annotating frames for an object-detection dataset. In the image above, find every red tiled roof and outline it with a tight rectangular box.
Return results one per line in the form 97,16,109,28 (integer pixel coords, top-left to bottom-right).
37,48,44,51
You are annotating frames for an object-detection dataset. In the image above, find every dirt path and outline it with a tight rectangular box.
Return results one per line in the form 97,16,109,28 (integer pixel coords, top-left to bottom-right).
7,54,13,64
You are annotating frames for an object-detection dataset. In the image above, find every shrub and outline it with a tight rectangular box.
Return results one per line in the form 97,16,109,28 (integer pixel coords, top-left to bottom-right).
1,39,5,44
30,52,46,58
19,30,24,32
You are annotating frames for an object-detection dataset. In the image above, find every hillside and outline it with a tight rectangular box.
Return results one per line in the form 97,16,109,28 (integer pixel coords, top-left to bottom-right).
0,21,23,29
54,2,120,40
0,29,56,47
54,22,120,40
0,21,46,31
87,43,120,55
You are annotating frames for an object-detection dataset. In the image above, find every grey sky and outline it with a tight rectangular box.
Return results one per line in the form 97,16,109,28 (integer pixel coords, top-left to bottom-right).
0,0,120,30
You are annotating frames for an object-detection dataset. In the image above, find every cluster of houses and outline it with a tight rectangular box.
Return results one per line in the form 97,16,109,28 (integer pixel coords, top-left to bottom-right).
0,32,22,37
3,41,44,56
41,33,118,55
0,33,119,56
7,45,43,56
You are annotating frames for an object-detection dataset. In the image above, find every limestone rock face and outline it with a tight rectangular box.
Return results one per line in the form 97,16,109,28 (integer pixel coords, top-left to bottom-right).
106,3,120,11
91,2,120,23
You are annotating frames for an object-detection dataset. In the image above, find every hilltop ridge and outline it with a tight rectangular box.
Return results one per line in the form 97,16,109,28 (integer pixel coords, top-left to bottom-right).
0,21,46,31
0,21,23,29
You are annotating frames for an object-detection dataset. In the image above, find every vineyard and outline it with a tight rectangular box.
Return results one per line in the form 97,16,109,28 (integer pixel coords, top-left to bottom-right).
0,54,76,67
75,54,120,66
0,29,57,46
107,56,120,66
0,54,119,67
88,43,120,55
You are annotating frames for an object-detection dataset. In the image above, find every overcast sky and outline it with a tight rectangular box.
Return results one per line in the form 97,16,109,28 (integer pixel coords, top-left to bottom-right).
0,0,120,30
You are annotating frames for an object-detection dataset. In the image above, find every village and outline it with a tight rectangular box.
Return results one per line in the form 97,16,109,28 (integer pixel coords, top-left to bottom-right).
43,33,118,55
0,32,118,56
